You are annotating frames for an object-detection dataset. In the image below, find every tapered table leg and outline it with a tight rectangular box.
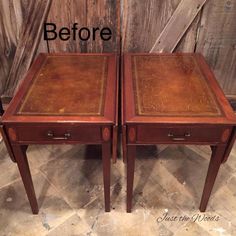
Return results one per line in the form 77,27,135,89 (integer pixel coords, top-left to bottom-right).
127,145,136,213
122,125,127,163
112,125,118,163
102,142,111,212
12,145,38,214
199,145,226,212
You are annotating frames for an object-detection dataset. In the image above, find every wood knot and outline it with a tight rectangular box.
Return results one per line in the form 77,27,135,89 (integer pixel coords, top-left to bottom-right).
8,128,17,141
128,127,136,142
102,127,110,141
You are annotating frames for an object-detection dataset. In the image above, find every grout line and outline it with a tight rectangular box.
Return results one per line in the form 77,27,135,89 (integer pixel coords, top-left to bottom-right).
38,169,76,212
0,176,22,191
0,167,41,191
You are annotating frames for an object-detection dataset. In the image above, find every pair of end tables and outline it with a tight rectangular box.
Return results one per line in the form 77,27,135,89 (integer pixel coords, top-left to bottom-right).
1,53,236,214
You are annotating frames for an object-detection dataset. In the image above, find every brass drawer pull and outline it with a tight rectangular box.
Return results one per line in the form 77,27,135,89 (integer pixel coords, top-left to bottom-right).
47,131,71,140
168,132,191,141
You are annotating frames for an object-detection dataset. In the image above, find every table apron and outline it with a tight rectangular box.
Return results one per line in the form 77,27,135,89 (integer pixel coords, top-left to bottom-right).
5,125,113,144
125,125,232,145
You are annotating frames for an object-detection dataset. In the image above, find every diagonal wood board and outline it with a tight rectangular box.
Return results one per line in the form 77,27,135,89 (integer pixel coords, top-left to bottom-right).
4,0,51,97
150,0,207,53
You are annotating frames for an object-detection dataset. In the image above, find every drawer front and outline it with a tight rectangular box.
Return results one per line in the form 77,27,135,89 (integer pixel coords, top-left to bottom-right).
134,125,231,144
7,125,102,144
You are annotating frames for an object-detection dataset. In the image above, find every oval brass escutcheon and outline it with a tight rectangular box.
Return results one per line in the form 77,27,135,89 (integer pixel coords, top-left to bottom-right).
102,127,110,141
221,128,231,143
8,128,17,141
128,127,136,142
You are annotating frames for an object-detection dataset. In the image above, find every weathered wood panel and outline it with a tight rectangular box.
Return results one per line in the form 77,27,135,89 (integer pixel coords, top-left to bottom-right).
47,0,87,52
196,0,236,95
0,0,31,95
122,0,236,96
86,0,119,52
3,0,51,97
122,0,181,52
47,0,119,53
36,33,49,56
150,0,206,52
175,12,201,52
121,0,203,53
1,0,236,97
122,0,203,52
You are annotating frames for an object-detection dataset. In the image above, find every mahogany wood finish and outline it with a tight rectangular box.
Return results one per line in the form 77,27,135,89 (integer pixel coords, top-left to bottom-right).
12,145,38,214
0,124,16,162
1,53,118,214
123,53,236,212
222,127,236,163
199,145,226,212
0,99,4,115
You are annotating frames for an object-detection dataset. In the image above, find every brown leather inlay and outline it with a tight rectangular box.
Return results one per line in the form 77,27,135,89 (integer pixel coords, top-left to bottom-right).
132,55,222,117
17,55,108,116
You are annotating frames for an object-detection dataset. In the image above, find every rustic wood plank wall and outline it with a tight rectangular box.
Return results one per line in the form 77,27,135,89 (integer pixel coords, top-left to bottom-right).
0,0,31,95
196,0,236,96
0,0,235,97
47,0,119,53
0,0,120,97
4,0,51,97
122,0,236,96
122,0,180,52
46,0,87,53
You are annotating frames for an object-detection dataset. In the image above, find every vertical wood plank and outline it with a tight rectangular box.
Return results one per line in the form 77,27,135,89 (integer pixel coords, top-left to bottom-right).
196,0,236,95
47,0,87,52
122,0,180,52
86,0,119,52
47,0,119,53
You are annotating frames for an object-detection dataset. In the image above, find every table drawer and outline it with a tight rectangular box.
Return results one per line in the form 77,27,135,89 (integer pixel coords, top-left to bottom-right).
7,125,102,144
135,125,231,144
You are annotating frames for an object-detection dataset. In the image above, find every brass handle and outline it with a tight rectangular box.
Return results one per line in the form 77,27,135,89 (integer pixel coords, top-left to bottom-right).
47,131,71,140
168,132,191,141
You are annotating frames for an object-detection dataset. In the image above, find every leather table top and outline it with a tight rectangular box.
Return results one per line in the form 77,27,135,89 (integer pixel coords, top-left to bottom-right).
132,54,221,117
17,55,108,116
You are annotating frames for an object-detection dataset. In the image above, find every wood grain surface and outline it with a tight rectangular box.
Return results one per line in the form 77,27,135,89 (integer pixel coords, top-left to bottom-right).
47,0,119,53
1,0,236,97
3,0,51,97
122,0,180,52
150,0,207,52
0,0,31,95
196,0,236,95
122,0,236,97
46,0,87,53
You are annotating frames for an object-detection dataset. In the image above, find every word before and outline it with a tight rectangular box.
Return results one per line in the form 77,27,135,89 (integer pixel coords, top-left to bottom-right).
44,23,112,41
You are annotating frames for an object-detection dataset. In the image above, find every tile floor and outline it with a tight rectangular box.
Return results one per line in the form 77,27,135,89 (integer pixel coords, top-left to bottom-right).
0,141,236,235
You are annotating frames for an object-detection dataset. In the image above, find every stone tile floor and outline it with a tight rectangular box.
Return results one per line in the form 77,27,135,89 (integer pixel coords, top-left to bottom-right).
0,141,236,235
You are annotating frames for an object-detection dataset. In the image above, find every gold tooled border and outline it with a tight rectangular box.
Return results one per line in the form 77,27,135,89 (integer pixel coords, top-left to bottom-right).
17,55,108,116
132,55,222,117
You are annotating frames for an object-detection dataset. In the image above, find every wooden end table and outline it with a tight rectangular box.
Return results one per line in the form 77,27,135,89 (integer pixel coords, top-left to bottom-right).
122,53,236,213
1,53,118,214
